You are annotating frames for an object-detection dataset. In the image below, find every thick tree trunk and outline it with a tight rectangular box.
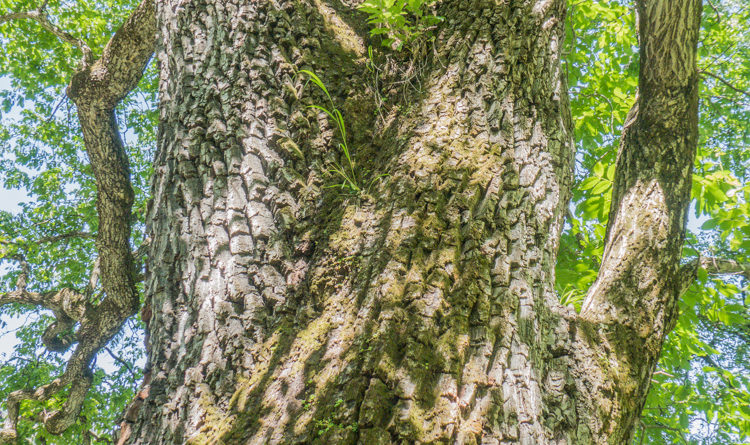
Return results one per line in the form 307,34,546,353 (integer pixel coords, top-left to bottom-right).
123,0,701,444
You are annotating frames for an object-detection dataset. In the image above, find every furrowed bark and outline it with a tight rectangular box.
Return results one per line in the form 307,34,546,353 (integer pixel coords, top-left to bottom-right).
126,0,610,443
0,0,155,441
124,0,704,444
579,0,702,441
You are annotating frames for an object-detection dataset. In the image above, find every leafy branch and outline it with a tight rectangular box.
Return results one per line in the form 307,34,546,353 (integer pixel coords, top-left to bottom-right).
358,0,442,51
0,4,93,64
0,0,156,441
699,69,750,99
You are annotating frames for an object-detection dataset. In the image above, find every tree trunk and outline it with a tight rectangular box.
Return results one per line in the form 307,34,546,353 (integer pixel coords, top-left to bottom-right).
123,0,701,444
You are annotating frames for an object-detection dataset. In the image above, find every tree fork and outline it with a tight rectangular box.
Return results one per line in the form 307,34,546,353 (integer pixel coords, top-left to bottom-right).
0,0,709,443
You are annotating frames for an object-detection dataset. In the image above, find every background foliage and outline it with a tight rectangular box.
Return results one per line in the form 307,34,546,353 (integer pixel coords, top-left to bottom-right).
0,0,747,443
0,0,155,442
556,1,750,443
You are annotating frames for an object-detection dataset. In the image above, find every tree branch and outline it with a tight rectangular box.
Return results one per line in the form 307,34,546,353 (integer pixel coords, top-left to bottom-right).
0,10,93,64
0,231,94,251
699,256,750,279
582,0,702,331
699,69,750,99
678,255,750,294
0,288,85,321
0,255,88,353
640,421,689,444
83,428,112,445
36,231,96,244
577,0,702,439
67,0,157,106
0,0,156,441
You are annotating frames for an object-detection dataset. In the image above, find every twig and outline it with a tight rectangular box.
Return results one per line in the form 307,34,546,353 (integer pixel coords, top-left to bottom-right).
37,0,51,14
699,70,750,99
103,347,137,380
83,428,112,444
45,94,68,122
706,0,721,22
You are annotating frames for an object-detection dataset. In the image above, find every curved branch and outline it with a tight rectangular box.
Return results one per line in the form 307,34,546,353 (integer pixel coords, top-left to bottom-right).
576,0,703,441
0,250,86,330
0,0,156,441
0,258,87,354
582,0,702,330
2,367,93,436
1,251,87,353
0,288,86,322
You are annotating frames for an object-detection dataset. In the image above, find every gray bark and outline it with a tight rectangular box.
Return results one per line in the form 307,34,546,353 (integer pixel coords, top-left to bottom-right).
579,0,702,440
122,0,702,444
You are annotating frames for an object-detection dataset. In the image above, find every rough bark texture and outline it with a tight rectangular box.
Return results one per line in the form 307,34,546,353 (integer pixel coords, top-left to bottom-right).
125,0,701,444
579,0,702,441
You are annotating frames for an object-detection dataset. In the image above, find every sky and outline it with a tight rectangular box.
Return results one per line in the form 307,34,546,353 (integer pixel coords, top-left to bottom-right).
0,187,29,359
0,76,31,359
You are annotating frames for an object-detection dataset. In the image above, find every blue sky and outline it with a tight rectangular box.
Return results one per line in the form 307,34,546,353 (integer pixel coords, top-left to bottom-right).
0,76,30,359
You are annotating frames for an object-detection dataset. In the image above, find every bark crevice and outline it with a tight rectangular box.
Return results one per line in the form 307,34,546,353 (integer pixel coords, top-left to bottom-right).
126,0,703,444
